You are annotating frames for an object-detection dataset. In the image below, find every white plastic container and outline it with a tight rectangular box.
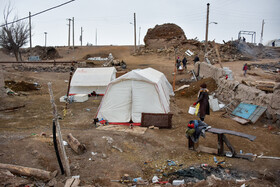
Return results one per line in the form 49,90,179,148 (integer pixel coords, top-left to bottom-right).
73,94,88,102
188,106,196,115
172,179,185,185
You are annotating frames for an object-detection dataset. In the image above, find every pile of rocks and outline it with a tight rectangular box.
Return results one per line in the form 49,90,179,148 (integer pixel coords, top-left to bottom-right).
12,64,71,72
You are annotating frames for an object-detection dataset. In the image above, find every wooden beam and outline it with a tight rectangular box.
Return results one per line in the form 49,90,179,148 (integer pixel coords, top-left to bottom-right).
65,178,80,187
207,128,256,141
223,134,236,155
197,146,217,154
217,134,224,155
66,133,86,154
0,163,56,181
0,104,25,112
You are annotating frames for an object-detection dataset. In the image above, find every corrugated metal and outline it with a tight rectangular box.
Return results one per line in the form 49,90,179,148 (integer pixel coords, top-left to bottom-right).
249,105,267,123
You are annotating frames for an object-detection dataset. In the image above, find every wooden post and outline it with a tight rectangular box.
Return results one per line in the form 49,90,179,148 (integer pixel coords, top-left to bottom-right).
48,82,71,176
214,41,223,68
223,134,236,155
65,66,74,110
172,48,177,91
0,163,57,181
217,134,224,155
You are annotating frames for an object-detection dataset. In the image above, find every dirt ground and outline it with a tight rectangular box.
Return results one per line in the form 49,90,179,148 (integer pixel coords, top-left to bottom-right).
0,46,280,186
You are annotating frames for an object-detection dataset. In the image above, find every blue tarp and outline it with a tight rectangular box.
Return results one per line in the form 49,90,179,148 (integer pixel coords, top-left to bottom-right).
232,102,267,123
232,103,257,119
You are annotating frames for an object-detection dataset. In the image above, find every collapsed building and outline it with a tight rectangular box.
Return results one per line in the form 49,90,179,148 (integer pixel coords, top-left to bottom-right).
194,62,280,124
144,23,187,49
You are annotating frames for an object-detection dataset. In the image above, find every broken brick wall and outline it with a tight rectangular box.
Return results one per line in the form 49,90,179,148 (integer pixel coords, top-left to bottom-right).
194,62,279,122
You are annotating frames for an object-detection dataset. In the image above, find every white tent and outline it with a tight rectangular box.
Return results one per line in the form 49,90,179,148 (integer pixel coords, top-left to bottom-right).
69,67,116,95
96,68,174,123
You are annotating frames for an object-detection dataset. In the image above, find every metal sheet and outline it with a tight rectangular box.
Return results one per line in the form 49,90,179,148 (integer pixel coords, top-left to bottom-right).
248,105,267,123
231,102,267,123
232,103,257,119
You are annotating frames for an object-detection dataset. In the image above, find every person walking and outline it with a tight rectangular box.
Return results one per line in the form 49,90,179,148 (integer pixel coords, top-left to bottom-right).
176,57,181,70
193,83,210,121
182,57,187,70
243,63,248,76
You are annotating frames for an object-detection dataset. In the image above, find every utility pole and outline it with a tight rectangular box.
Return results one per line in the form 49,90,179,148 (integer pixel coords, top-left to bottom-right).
29,12,32,50
80,27,83,46
44,32,47,47
205,3,210,54
134,13,136,53
95,28,97,46
260,19,265,44
72,17,74,49
138,26,141,46
67,18,71,48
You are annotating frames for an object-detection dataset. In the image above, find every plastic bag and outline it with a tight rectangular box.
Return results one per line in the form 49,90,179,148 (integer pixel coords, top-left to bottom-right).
195,103,200,116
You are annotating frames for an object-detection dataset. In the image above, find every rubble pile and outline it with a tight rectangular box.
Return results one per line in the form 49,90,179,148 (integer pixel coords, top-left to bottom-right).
139,29,280,64
206,41,280,63
250,62,280,73
137,39,202,57
175,77,217,98
22,46,61,60
144,23,187,49
5,80,40,92
12,64,72,72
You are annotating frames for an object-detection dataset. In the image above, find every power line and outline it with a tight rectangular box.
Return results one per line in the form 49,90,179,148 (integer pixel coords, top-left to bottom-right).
0,0,75,27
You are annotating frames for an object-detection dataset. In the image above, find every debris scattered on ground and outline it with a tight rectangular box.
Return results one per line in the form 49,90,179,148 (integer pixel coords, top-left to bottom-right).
5,80,40,92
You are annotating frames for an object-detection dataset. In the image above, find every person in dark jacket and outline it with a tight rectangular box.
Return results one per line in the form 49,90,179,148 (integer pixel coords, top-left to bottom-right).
193,83,210,121
182,57,187,70
176,57,181,70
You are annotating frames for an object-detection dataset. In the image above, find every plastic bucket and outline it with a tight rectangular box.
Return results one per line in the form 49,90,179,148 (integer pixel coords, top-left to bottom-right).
188,106,196,115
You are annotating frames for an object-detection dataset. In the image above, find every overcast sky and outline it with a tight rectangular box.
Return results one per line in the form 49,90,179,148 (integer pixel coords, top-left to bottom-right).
1,0,279,47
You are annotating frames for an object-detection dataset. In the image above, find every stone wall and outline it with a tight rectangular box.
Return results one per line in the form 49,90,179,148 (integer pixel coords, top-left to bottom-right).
194,62,279,122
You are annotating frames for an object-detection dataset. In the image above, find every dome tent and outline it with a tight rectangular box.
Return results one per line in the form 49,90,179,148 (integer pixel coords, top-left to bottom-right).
96,68,174,123
69,67,116,95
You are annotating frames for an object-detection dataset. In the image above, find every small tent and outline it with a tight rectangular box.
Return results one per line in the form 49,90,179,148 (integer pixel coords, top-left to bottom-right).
69,67,116,95
96,68,174,123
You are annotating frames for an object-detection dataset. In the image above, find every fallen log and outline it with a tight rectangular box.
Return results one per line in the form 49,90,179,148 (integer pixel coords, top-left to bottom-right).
0,163,57,181
256,85,274,92
66,133,86,154
0,104,25,112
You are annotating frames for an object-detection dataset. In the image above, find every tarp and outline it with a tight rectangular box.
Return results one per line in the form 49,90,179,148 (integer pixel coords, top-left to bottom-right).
97,68,174,123
232,102,267,123
69,67,116,95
